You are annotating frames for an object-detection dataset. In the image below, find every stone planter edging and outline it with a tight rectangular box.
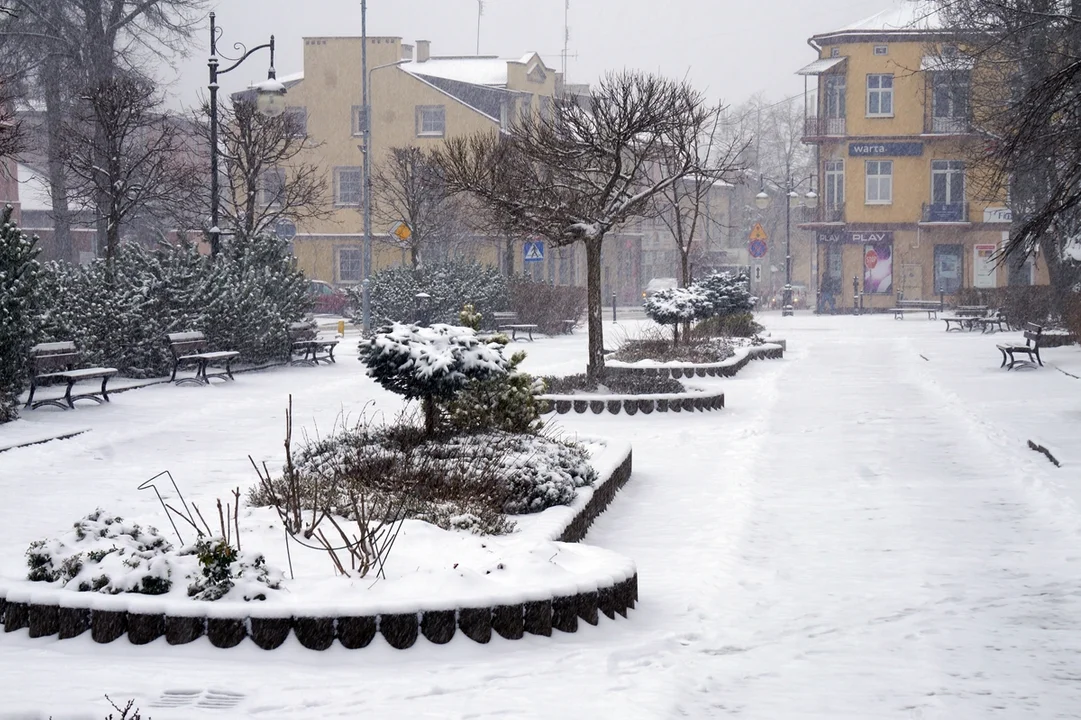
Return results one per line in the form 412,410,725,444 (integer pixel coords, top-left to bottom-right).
538,390,726,416
0,445,637,651
604,343,783,381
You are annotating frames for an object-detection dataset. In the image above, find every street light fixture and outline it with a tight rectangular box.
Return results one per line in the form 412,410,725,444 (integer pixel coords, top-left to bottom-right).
207,11,284,256
754,183,817,316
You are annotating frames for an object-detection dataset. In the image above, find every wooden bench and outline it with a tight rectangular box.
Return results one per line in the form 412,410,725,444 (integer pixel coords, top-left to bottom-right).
997,322,1043,370
288,321,339,366
892,306,939,320
954,305,989,317
492,311,539,342
942,316,978,332
975,313,1009,334
25,342,117,410
166,331,240,386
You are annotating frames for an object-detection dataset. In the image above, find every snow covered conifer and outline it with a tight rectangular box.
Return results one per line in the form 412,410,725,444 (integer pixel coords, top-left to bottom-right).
360,323,511,434
0,208,42,423
697,271,756,317
643,286,711,345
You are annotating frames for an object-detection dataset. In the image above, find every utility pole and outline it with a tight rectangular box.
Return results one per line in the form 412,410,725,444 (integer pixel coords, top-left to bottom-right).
477,0,484,55
361,0,372,333
562,0,570,79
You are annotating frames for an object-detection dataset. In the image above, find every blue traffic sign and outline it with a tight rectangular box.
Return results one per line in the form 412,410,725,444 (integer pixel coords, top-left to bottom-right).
749,239,768,259
524,240,544,262
275,218,297,240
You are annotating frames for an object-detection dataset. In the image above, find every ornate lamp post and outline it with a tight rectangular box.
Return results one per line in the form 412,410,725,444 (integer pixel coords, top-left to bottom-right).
755,183,817,316
207,11,285,255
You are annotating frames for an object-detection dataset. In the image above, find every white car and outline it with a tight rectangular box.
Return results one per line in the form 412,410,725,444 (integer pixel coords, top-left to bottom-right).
642,277,678,299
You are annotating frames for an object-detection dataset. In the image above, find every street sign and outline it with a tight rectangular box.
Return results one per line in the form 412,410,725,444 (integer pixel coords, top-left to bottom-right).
753,265,762,282
524,240,544,262
275,219,297,240
391,222,412,242
749,223,768,241
865,248,879,269
748,239,768,259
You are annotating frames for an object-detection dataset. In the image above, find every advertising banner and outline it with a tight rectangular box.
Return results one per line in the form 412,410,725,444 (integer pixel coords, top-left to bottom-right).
974,244,997,288
863,243,893,294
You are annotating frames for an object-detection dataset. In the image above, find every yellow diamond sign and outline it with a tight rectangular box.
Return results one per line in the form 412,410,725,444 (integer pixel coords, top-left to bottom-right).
391,222,412,242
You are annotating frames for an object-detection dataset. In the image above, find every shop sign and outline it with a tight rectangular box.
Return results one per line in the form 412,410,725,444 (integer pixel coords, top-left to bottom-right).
983,207,1012,223
846,230,893,244
848,142,924,157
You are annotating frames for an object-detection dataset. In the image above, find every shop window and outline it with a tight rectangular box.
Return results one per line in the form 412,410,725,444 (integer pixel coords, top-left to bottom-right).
863,242,893,294
934,244,963,294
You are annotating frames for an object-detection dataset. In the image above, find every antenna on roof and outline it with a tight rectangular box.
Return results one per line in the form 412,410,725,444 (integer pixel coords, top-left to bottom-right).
561,0,570,80
476,0,484,55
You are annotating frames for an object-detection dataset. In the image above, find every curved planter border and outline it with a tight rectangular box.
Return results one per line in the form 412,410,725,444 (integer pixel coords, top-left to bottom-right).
0,448,636,651
539,390,725,416
605,343,783,381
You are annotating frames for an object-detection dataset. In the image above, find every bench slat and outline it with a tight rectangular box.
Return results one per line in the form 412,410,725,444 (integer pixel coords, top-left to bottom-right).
31,341,77,354
58,367,117,379
167,331,206,343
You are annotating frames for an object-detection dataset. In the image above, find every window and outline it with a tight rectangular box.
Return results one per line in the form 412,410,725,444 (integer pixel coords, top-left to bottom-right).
539,96,552,122
351,105,368,136
874,44,889,56
283,106,307,138
259,168,285,206
934,244,963,294
520,93,533,121
931,72,969,132
830,47,840,58
824,160,844,214
824,75,846,119
335,167,363,206
338,247,363,283
416,105,445,137
865,160,892,204
866,74,894,116
929,160,965,220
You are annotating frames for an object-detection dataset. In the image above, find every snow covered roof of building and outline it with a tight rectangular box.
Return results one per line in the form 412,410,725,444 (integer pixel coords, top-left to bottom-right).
402,57,510,87
813,1,948,42
17,163,51,212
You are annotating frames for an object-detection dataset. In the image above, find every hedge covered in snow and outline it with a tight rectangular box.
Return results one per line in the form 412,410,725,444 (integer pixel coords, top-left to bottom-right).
644,272,756,336
0,208,42,424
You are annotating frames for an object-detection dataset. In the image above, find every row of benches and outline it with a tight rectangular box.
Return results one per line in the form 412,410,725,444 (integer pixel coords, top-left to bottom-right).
24,322,339,411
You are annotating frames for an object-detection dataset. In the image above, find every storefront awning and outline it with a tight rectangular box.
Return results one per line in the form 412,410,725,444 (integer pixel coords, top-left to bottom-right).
796,56,848,76
920,55,974,72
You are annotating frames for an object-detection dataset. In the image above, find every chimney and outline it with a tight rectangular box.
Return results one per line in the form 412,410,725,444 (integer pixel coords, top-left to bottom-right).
416,40,430,63
401,43,414,61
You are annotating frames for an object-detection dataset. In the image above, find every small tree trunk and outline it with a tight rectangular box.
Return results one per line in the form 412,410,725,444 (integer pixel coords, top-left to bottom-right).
423,395,437,435
410,244,420,269
504,236,515,276
42,65,74,264
585,237,605,380
672,323,679,348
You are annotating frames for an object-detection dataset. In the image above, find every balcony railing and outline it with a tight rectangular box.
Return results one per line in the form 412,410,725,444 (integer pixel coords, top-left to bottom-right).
921,202,969,223
799,205,844,224
803,116,846,138
925,115,971,134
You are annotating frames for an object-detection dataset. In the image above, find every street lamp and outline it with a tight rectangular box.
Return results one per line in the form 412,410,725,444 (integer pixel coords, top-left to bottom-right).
207,11,284,256
755,184,817,316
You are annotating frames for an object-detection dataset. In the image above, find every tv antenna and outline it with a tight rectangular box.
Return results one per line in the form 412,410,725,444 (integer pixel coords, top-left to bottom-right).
561,0,570,79
476,0,484,55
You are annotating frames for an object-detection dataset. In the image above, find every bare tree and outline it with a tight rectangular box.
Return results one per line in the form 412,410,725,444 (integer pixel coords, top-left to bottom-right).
372,146,471,269
202,96,330,239
0,0,206,262
935,0,1081,302
63,74,201,268
439,71,715,379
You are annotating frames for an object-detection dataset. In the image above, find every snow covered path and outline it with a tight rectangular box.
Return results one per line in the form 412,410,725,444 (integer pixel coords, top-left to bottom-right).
2,316,1080,719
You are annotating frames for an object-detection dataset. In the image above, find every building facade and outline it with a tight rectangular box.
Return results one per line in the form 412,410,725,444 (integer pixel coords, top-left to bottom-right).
798,2,1048,312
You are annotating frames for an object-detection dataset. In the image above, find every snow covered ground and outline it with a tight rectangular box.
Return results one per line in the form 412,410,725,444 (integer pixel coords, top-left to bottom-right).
1,313,1080,719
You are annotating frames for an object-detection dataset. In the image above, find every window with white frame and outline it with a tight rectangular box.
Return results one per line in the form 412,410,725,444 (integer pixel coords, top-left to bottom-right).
539,95,552,122
283,106,307,138
824,160,844,209
415,105,446,137
931,160,964,205
865,160,893,204
259,168,286,206
338,247,363,283
866,74,894,116
335,167,363,206
351,105,368,136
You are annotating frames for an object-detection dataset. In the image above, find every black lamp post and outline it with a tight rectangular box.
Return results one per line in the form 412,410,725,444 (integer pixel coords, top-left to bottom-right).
207,12,286,256
755,181,817,317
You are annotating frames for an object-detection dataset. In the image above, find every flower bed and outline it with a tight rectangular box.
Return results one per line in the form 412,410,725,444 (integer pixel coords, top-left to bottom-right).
0,442,636,650
605,343,784,379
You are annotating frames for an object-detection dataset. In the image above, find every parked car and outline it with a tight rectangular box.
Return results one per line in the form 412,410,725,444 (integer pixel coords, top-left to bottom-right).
642,277,678,299
307,280,350,316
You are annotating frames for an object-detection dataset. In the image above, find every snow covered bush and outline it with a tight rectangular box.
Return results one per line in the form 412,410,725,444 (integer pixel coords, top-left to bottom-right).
697,271,756,317
25,509,282,601
542,372,685,395
643,285,712,345
352,261,509,326
458,303,482,330
479,432,596,514
360,323,512,434
35,234,310,376
0,208,42,423
443,349,546,434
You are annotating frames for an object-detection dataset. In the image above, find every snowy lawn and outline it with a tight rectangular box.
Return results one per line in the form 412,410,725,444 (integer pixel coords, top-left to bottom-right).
2,314,1081,719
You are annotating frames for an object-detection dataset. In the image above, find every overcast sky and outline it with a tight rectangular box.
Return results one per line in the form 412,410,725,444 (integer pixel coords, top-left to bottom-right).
165,0,892,109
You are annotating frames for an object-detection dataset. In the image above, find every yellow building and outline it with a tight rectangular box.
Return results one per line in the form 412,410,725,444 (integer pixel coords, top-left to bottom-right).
798,2,1048,312
275,36,560,285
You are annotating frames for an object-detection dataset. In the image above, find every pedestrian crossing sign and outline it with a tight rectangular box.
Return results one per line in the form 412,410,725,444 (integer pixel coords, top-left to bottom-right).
524,240,544,262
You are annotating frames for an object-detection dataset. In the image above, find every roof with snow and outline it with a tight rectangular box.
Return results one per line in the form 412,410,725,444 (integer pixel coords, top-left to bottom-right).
401,57,510,87
813,1,949,43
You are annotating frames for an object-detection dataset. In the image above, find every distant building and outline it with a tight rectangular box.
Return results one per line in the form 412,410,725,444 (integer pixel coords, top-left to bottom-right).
798,2,1046,311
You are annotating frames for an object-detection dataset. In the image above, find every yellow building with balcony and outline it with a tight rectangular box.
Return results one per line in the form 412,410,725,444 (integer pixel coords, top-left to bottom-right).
272,36,563,286
798,2,1048,312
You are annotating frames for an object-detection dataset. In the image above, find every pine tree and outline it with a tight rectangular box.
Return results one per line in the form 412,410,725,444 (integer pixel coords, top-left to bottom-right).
0,207,42,423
